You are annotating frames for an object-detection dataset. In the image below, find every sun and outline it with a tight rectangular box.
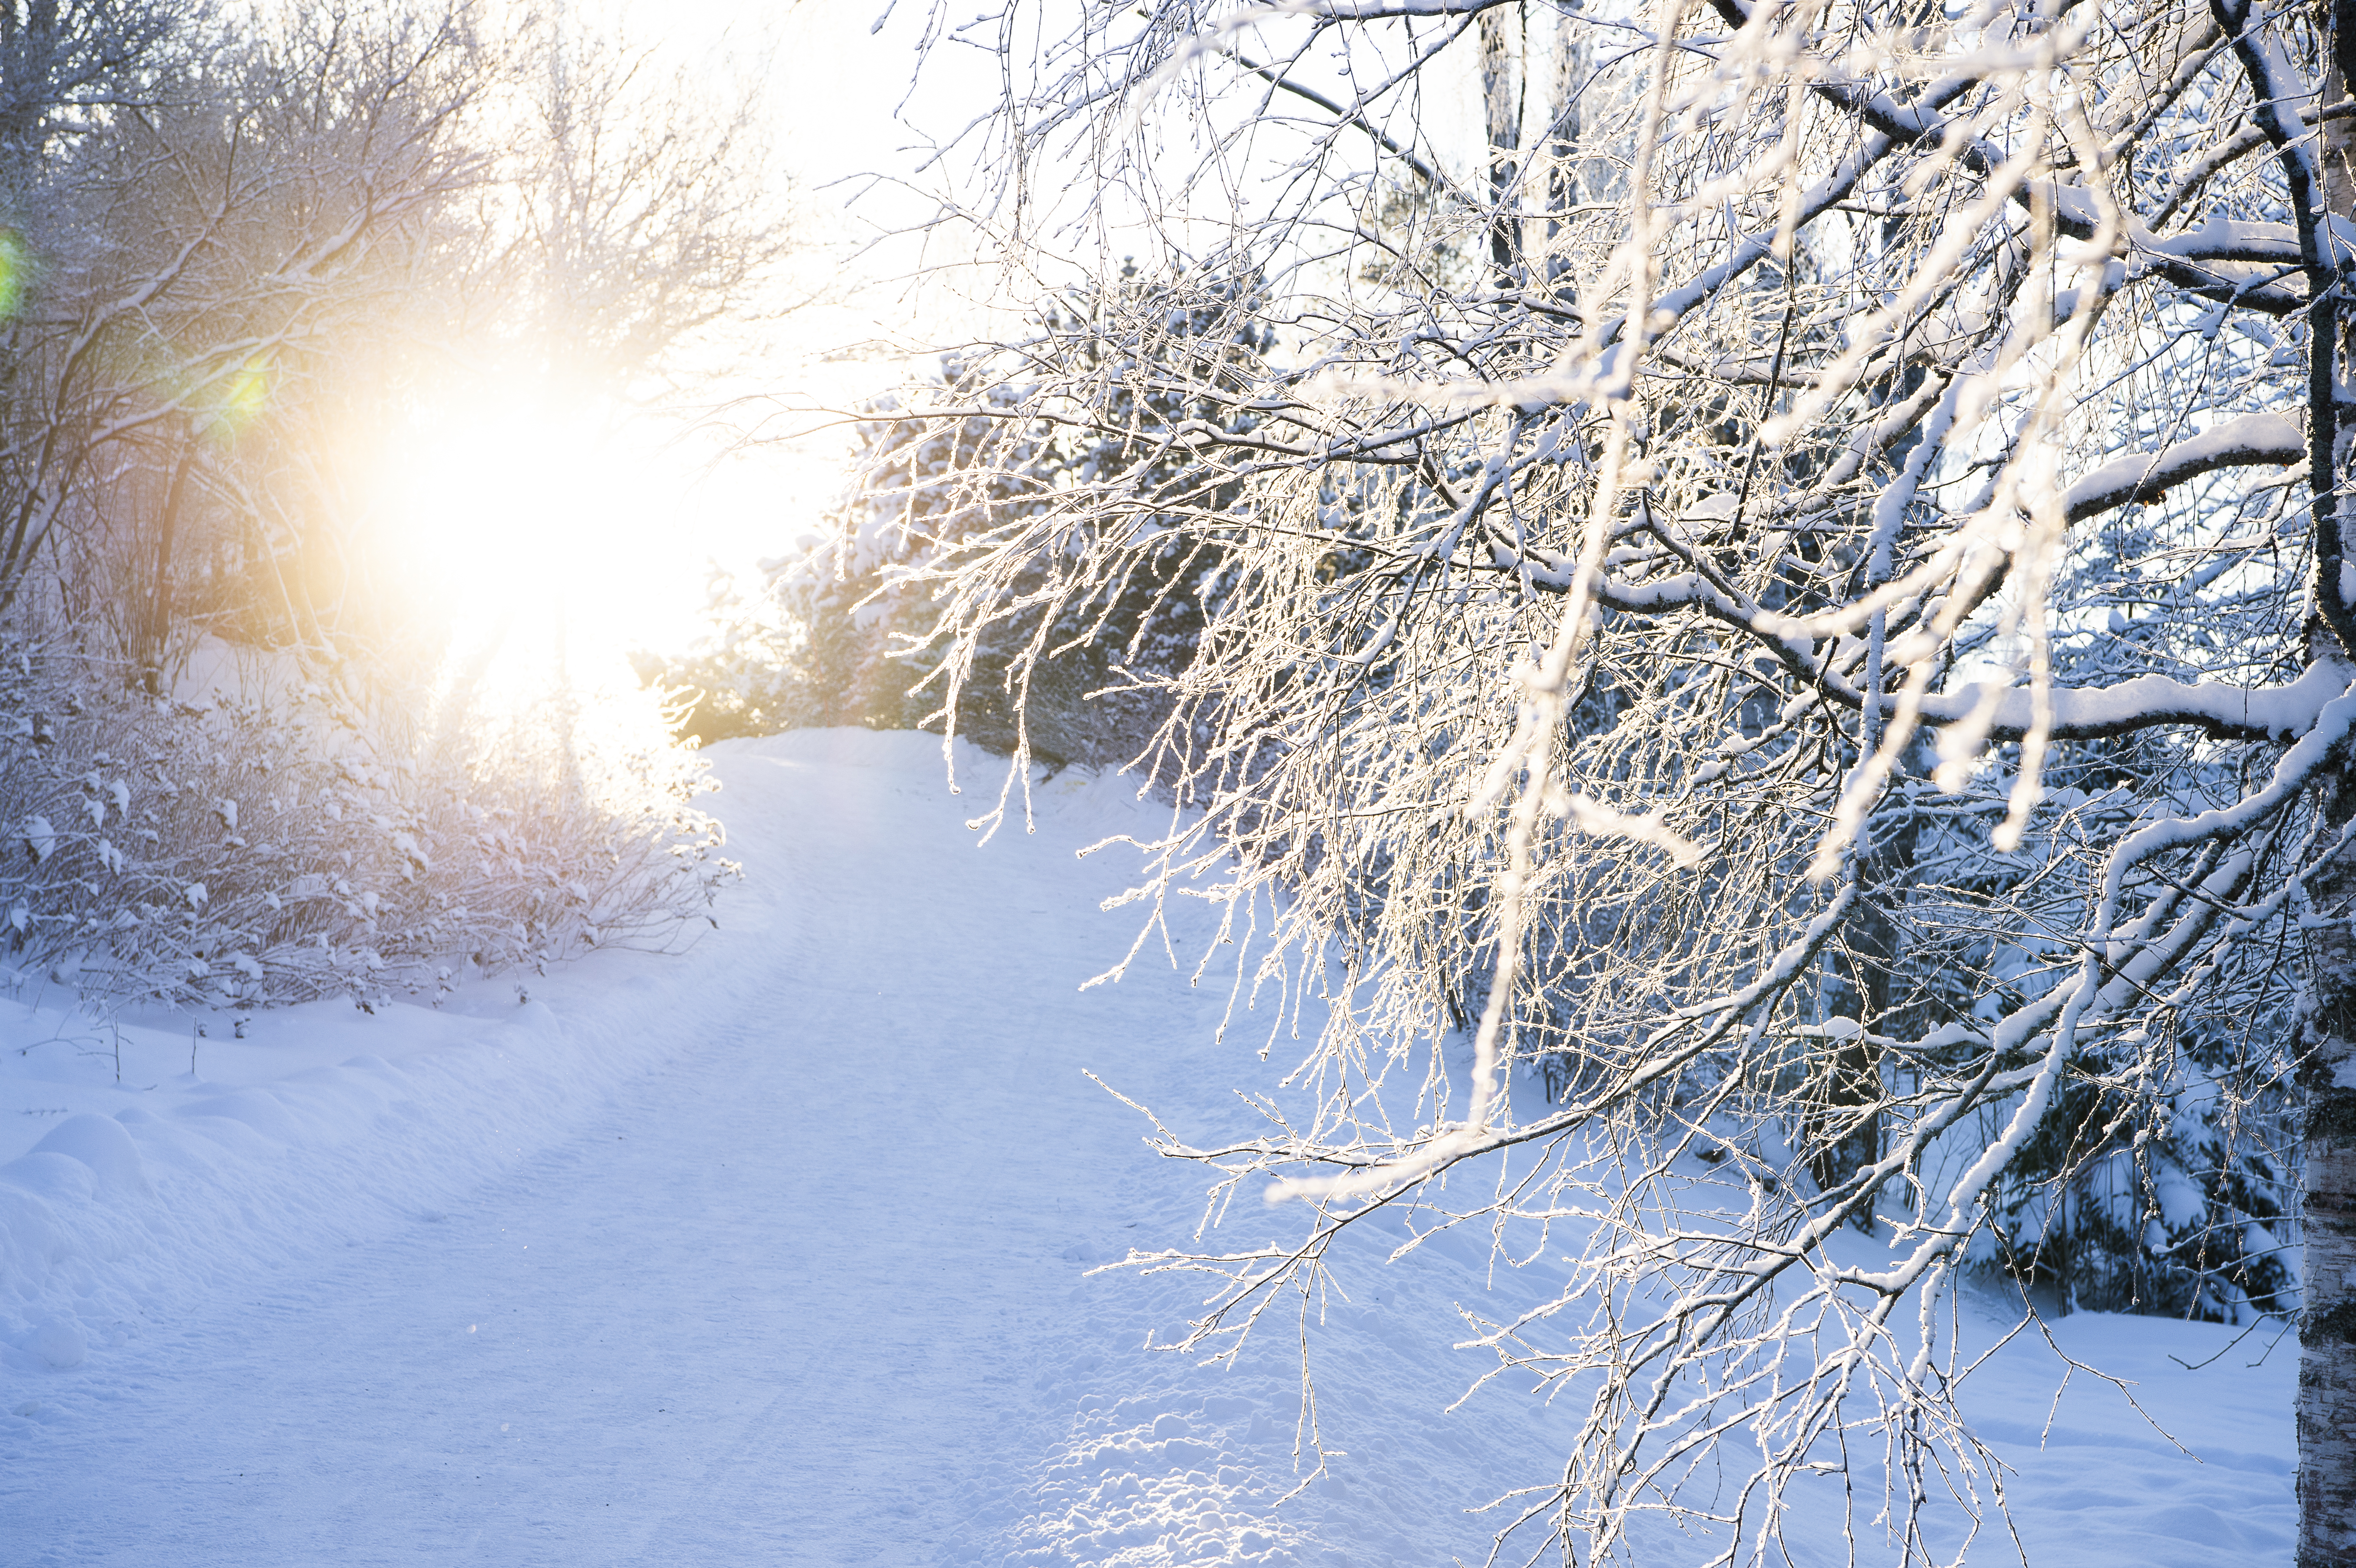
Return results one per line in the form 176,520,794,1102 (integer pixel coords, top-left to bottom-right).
379,385,718,697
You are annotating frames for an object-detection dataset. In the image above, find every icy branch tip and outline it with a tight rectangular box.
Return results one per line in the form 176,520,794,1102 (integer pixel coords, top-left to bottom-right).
1565,797,1705,867
1264,1129,1484,1204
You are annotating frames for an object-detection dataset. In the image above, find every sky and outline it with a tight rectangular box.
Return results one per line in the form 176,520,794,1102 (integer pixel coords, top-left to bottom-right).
387,0,1509,687
380,0,1010,682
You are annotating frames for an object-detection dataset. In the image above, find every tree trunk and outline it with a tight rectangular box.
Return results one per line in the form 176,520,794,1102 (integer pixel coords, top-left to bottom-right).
2308,6,2356,1559
1539,11,1583,296
2302,818,2356,1565
135,442,196,696
1477,6,1521,287
1810,847,1899,1224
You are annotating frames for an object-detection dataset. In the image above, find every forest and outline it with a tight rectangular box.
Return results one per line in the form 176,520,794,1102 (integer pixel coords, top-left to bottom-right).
8,0,2356,1562
0,0,777,1013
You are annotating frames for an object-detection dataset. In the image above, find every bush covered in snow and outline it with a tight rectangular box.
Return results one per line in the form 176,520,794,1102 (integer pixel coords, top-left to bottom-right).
0,638,735,1011
651,267,1266,777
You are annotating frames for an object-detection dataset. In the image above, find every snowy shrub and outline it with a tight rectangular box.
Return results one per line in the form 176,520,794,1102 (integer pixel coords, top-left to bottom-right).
0,637,734,1010
653,266,1263,777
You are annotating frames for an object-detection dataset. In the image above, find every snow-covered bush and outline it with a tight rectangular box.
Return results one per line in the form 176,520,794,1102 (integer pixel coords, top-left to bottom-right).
636,381,1056,746
0,637,734,1010
769,377,1052,739
655,268,1263,774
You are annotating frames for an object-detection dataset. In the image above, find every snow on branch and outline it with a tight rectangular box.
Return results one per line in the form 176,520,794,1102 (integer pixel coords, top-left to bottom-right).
2061,412,2304,523
1914,661,2349,742
895,0,2337,1556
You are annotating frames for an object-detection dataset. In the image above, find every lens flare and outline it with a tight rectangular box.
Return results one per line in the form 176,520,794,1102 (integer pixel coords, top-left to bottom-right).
0,231,26,320
218,353,272,426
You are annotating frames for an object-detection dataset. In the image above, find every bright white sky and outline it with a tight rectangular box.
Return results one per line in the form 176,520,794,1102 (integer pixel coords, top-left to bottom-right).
392,0,1502,694
384,0,1006,687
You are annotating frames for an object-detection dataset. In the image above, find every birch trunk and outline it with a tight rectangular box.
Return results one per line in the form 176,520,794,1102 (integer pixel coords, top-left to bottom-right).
2303,12,2356,1555
1477,6,1520,286
2302,817,2356,1562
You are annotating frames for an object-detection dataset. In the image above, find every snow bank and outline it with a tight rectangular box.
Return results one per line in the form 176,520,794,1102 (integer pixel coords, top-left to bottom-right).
0,729,849,1386
0,964,685,1382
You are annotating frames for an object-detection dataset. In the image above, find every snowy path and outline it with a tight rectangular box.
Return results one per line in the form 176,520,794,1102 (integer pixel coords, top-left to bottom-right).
2,735,1264,1565
0,732,2304,1567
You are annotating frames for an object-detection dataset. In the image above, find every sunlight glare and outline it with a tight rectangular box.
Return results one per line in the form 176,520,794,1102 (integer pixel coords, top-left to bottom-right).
382,389,711,705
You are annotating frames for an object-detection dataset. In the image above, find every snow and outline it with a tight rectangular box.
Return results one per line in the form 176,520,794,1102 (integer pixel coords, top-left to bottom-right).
0,729,2300,1564
2061,413,2303,523
1917,657,2350,742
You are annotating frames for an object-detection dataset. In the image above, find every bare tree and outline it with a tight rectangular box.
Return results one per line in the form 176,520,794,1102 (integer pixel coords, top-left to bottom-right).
0,0,775,1011
0,0,789,665
880,0,2356,1559
491,14,785,392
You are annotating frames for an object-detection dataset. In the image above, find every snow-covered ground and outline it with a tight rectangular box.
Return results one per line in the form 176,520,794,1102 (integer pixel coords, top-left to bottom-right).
0,730,2299,1565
